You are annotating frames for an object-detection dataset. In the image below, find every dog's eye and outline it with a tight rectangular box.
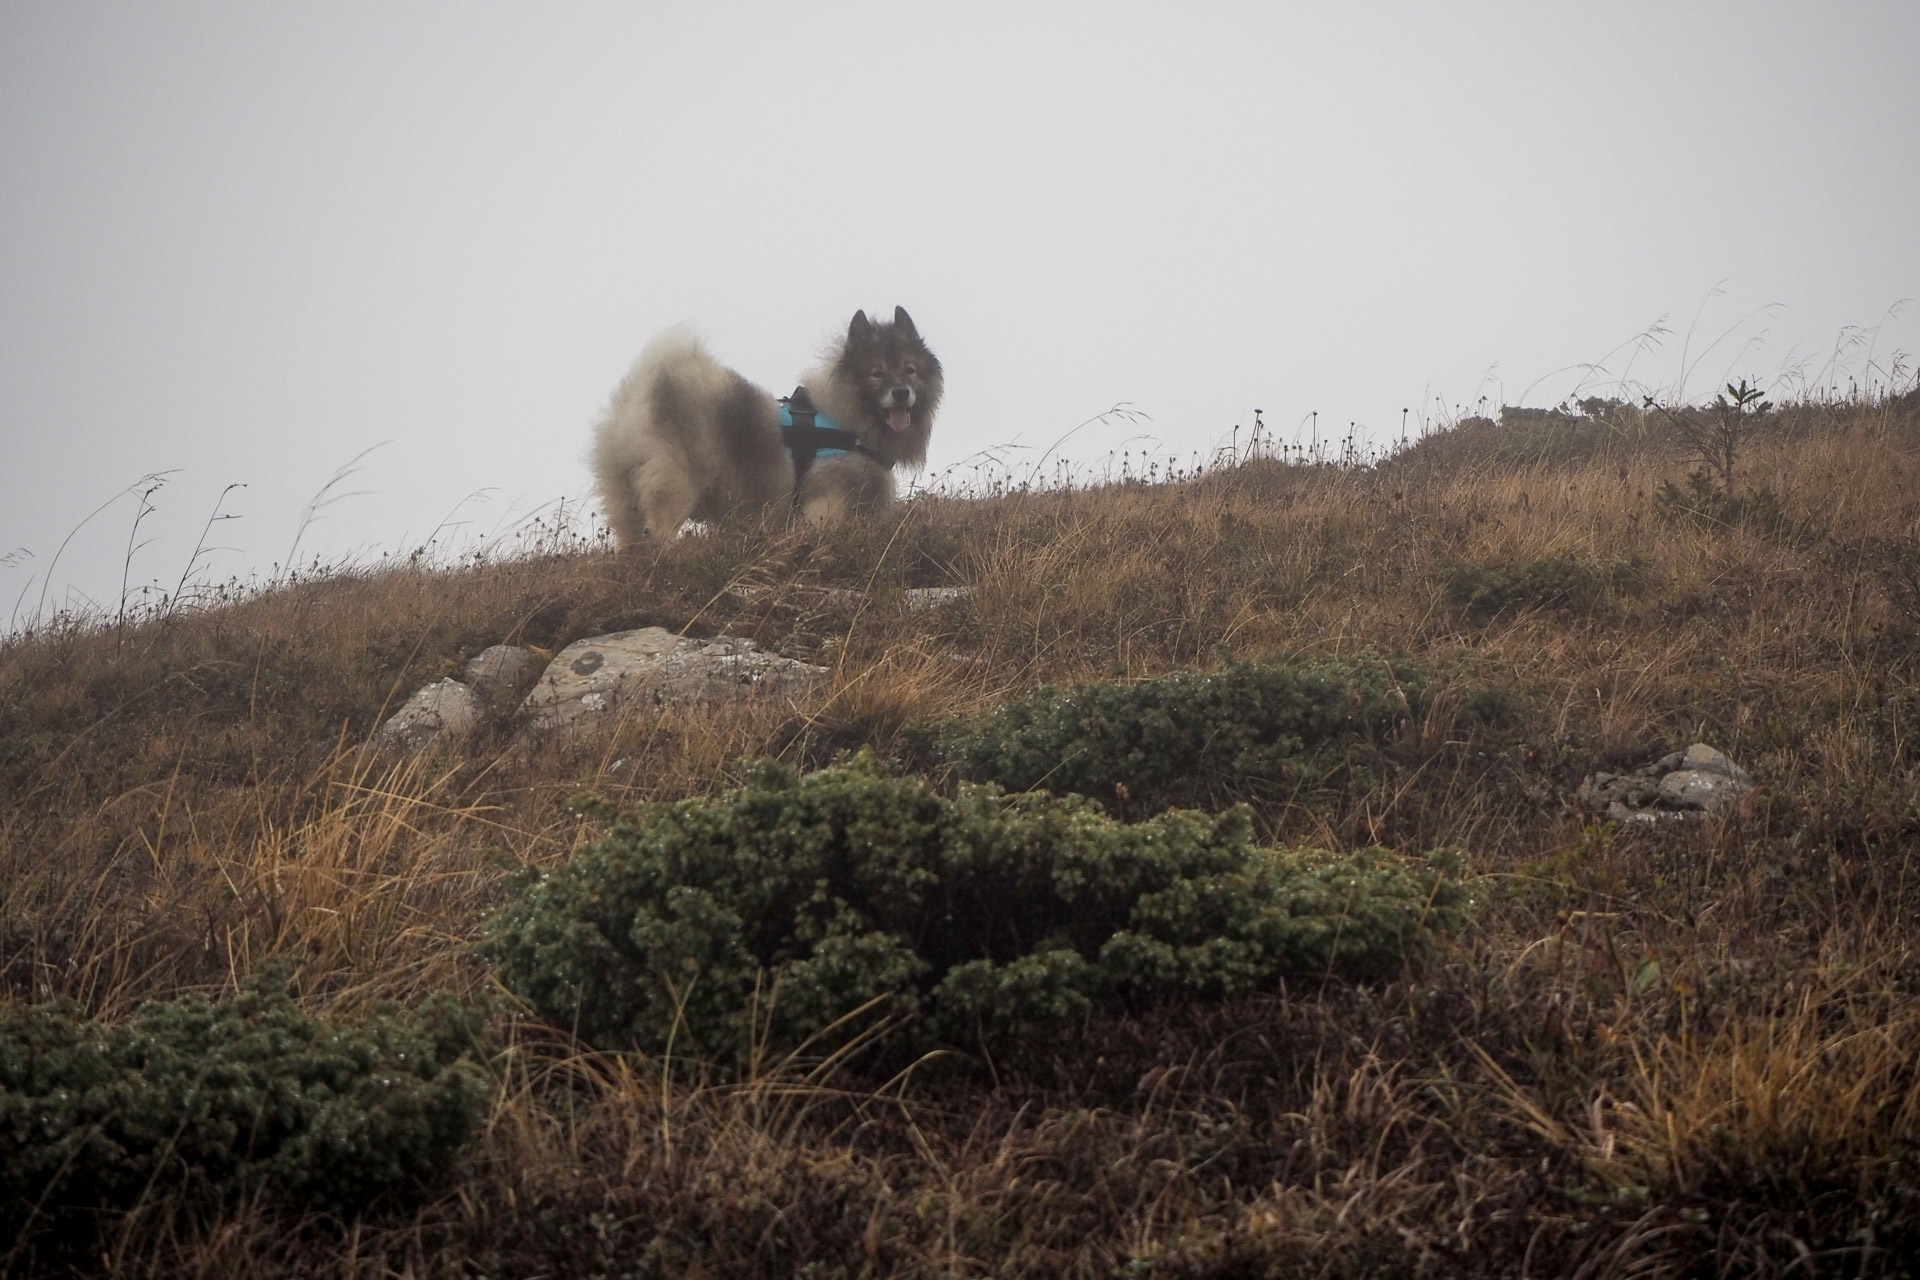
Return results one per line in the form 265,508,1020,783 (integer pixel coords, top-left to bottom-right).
904,363,917,377
869,366,885,379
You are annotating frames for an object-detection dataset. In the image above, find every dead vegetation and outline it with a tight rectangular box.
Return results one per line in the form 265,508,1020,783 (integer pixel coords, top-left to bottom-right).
3,392,1919,1277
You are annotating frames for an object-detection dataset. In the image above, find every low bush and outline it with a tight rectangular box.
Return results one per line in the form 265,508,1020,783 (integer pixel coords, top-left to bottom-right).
0,972,488,1241
1863,532,1920,626
931,659,1424,818
1489,402,1630,466
1382,399,1638,473
1443,555,1644,621
483,753,1463,1069
1652,470,1811,544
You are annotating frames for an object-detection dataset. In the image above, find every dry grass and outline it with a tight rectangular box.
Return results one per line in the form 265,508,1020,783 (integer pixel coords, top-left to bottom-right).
3,393,1919,1276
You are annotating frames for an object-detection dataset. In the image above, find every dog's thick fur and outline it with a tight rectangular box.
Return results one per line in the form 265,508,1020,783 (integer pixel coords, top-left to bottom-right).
591,307,942,544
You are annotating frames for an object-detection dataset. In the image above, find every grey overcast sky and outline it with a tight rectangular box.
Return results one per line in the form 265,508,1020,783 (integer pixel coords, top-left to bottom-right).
3,1,1916,627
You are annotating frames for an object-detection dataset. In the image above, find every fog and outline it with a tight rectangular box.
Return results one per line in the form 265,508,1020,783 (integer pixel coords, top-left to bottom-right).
3,1,1915,628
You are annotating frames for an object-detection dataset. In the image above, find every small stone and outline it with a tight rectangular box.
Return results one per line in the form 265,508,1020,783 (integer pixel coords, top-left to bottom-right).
903,586,973,611
464,644,538,696
373,678,480,753
1680,743,1753,785
1658,768,1752,813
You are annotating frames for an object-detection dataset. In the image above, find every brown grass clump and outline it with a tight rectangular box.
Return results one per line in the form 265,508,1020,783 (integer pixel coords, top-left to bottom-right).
3,392,1919,1276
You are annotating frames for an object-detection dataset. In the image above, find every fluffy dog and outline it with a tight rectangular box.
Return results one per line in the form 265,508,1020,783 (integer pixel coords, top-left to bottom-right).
590,307,942,544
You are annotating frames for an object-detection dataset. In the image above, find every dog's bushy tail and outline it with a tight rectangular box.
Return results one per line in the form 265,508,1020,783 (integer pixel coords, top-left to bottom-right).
591,327,713,545
628,325,706,381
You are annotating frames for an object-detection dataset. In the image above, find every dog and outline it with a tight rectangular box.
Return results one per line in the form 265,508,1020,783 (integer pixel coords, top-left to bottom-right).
590,307,942,545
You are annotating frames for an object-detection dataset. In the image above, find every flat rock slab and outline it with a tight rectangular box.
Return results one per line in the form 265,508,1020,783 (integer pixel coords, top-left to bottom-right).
521,627,828,732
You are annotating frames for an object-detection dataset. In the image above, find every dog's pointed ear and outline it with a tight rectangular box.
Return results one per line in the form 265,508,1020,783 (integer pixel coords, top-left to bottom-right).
847,311,872,347
893,306,918,339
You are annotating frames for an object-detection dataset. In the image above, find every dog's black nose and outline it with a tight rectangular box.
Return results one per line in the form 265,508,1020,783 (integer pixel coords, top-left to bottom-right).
889,386,912,405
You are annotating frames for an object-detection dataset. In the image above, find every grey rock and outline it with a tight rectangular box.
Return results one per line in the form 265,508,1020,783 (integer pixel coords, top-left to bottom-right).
464,644,538,696
1610,802,1687,825
903,586,973,611
373,677,480,753
1578,741,1755,823
1658,768,1752,812
1680,742,1753,785
521,626,828,732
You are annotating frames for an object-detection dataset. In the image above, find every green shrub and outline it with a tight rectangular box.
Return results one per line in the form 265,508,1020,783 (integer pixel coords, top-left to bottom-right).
1864,533,1920,626
483,753,1462,1069
932,660,1424,818
0,972,488,1239
1648,380,1772,496
1443,555,1643,621
1490,402,1628,465
1653,470,1810,543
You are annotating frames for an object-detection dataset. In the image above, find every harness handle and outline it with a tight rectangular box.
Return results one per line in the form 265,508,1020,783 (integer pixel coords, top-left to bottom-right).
785,385,818,433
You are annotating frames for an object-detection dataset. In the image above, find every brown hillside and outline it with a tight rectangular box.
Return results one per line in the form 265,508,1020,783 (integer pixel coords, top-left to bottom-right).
3,393,1918,1277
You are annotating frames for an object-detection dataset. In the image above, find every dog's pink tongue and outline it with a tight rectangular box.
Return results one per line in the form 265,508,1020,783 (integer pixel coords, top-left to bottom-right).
887,409,912,432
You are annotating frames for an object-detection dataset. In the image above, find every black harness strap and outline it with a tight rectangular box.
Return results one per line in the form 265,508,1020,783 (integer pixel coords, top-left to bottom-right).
780,386,886,486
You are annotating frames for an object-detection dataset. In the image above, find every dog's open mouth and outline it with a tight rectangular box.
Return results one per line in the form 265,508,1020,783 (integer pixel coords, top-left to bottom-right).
887,409,912,432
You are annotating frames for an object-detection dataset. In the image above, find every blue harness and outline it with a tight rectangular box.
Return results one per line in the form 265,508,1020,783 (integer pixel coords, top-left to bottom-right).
779,386,884,484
